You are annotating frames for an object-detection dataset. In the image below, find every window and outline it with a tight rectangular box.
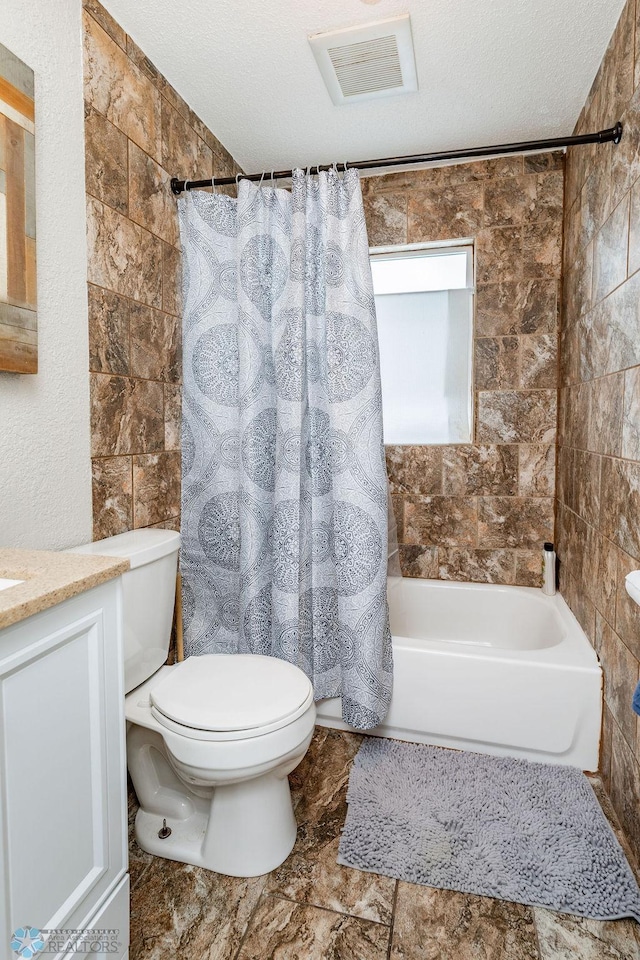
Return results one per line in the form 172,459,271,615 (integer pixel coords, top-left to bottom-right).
371,243,474,445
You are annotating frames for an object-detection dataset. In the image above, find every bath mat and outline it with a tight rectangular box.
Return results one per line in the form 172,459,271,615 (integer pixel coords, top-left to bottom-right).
337,738,640,922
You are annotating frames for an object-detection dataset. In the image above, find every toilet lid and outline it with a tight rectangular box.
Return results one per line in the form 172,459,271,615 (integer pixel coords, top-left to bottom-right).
150,654,313,733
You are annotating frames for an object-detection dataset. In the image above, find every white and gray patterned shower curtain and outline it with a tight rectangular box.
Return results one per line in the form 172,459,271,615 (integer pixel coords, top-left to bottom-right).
178,168,392,729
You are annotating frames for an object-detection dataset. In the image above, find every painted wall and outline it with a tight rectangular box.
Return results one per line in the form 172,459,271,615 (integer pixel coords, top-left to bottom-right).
83,0,242,539
362,158,563,586
558,0,640,859
0,0,93,548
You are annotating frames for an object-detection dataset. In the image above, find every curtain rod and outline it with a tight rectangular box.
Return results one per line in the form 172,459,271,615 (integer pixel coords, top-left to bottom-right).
170,122,622,195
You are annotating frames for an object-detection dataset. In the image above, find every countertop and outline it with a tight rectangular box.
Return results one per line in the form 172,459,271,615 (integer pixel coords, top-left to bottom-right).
0,548,129,630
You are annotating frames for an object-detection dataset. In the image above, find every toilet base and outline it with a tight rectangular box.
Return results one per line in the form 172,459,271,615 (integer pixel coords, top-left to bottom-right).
134,770,298,877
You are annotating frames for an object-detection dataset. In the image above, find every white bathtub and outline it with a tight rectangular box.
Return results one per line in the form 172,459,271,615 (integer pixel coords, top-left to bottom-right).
316,577,603,771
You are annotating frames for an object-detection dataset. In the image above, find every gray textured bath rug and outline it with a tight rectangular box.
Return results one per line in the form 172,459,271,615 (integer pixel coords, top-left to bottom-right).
337,738,640,922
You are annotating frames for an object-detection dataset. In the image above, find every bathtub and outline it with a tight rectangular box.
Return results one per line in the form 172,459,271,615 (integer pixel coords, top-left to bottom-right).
316,577,603,771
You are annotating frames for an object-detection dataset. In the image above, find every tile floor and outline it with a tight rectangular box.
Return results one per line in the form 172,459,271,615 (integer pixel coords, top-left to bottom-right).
129,727,640,959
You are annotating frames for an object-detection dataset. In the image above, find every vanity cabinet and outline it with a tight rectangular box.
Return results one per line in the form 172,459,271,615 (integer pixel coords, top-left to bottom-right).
0,579,129,960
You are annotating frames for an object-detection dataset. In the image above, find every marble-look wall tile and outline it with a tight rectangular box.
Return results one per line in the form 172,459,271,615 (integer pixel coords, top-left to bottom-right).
558,503,592,589
162,242,182,318
562,568,597,643
128,142,179,247
600,618,640,747
438,548,515,584
478,497,554,548
529,171,565,222
390,495,404,542
403,496,477,547
556,443,572,506
431,154,523,183
83,0,126,50
515,550,543,587
161,517,181,533
610,721,640,859
475,227,522,283
164,384,181,452
610,84,640,213
86,197,163,308
124,34,161,86
563,243,593,321
524,151,564,173
571,449,601,527
442,444,518,496
88,283,130,376
90,374,164,457
635,0,640,93
602,0,635,122
84,2,241,540
562,382,591,450
622,366,640,459
594,534,618,627
407,182,483,241
474,337,519,390
600,456,640,560
522,218,563,278
133,452,181,527
158,76,200,129
615,549,640,660
398,546,439,579
484,176,536,227
518,444,555,497
482,172,561,229
385,445,442,495
161,100,213,182
585,270,640,380
363,193,407,246
580,162,612,250
83,11,161,162
628,178,640,277
602,703,614,790
91,456,132,539
475,280,557,337
592,194,630,304
477,390,557,443
130,303,181,383
362,156,562,592
520,334,557,389
84,106,128,214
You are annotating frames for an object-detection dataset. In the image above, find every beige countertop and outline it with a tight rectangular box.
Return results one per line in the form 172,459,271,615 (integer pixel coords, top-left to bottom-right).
0,548,129,630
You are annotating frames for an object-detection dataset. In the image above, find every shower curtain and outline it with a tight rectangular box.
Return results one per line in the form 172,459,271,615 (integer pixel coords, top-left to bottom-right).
178,168,392,729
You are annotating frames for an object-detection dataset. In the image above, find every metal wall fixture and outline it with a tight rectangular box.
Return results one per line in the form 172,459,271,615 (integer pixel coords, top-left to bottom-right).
170,122,623,195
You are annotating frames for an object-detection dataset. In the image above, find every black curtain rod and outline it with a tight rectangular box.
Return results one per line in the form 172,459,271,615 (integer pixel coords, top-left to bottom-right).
170,122,623,196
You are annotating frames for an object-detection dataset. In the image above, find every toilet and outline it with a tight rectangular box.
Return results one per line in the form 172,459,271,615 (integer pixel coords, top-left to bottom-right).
70,529,316,877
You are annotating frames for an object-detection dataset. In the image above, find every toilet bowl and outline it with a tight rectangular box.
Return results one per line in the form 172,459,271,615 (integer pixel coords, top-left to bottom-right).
69,529,316,877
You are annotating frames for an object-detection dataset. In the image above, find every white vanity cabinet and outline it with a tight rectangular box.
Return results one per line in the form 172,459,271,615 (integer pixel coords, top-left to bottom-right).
0,578,129,960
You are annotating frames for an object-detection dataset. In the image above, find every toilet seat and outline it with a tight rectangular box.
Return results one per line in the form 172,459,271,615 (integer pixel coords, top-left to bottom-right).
149,654,314,742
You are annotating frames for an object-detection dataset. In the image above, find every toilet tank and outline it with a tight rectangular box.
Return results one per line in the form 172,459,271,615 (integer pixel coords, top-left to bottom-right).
67,530,180,693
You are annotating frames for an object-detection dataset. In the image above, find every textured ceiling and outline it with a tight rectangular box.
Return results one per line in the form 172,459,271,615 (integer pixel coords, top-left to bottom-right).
101,0,626,174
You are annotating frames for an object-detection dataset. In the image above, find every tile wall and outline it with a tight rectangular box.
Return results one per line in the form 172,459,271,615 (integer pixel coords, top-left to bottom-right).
82,0,242,538
362,156,564,585
559,0,640,858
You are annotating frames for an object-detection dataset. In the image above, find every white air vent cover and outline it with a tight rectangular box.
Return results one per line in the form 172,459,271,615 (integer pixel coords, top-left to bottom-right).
309,15,418,106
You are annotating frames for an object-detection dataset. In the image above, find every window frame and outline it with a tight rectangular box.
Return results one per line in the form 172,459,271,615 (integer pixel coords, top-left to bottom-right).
369,240,476,446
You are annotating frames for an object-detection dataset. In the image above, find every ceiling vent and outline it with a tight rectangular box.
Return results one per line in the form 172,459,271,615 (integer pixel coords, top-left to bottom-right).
309,15,418,106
